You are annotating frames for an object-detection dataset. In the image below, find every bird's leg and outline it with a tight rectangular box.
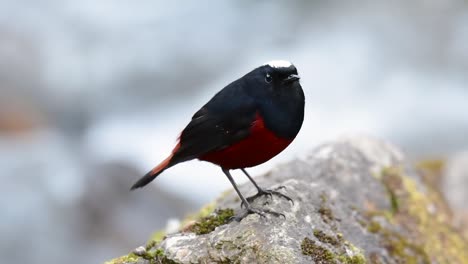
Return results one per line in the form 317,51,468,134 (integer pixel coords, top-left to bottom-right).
240,168,293,206
222,168,284,221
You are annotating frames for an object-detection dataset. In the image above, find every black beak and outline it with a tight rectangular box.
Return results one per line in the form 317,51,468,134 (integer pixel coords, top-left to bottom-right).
283,74,300,84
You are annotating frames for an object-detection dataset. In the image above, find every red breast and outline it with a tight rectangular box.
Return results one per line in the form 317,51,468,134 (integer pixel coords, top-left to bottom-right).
199,113,293,169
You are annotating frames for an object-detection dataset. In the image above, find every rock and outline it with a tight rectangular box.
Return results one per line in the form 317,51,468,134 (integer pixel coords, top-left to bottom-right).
107,136,468,264
442,152,468,239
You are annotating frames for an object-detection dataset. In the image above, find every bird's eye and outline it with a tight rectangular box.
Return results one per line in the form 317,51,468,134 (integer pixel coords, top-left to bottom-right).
265,73,272,83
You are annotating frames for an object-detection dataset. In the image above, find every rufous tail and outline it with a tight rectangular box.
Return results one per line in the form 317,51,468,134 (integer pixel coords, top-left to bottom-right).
130,143,181,190
130,155,173,190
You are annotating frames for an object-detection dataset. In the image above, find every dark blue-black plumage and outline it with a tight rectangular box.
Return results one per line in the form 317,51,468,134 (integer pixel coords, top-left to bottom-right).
131,61,304,191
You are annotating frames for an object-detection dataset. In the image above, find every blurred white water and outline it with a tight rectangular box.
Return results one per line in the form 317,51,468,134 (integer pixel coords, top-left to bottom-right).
1,1,468,263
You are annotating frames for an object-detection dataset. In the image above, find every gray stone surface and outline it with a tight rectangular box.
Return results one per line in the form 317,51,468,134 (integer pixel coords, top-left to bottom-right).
108,136,468,264
443,152,468,237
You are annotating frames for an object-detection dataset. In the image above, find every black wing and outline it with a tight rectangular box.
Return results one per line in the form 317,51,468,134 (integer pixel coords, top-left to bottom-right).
130,82,257,190
171,88,257,163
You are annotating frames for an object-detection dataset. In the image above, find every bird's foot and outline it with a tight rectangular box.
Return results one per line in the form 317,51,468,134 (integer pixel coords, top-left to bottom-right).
232,206,285,222
241,186,293,207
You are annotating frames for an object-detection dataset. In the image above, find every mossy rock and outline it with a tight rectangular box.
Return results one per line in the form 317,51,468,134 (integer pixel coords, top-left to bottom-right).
106,137,468,264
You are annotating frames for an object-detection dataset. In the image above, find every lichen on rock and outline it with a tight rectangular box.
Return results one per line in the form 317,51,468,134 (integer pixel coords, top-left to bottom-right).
360,166,468,263
301,237,336,263
107,136,468,264
184,208,234,235
105,253,140,264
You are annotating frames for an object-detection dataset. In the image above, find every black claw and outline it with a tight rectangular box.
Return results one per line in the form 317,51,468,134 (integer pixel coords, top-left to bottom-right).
245,188,294,205
258,208,284,218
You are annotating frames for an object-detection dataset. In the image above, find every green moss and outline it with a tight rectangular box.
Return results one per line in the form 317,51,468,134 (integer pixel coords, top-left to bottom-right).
107,200,234,264
186,208,234,235
369,166,468,264
320,192,328,203
337,254,366,264
359,166,468,263
318,206,334,223
146,202,219,253
179,202,220,232
301,236,367,264
181,202,217,226
133,247,178,264
145,240,157,251
301,237,335,263
336,233,343,240
416,159,445,175
306,229,366,264
309,193,367,264
366,221,381,233
212,230,296,263
145,229,166,256
148,230,166,245
196,202,218,218
338,243,366,264
379,229,429,264
104,253,140,264
415,159,445,193
381,166,402,214
153,249,178,264
313,229,341,246
317,192,336,227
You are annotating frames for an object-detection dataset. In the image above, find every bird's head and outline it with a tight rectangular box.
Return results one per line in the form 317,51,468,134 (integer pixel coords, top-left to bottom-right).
244,60,301,97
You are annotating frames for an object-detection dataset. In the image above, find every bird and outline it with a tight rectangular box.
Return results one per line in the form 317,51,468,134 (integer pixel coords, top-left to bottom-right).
131,60,305,220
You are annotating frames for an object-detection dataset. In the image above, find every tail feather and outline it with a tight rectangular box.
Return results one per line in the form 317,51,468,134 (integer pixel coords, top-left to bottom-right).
130,155,173,190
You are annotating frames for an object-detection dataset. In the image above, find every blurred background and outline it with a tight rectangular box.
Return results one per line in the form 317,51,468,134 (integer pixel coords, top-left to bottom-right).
1,0,468,263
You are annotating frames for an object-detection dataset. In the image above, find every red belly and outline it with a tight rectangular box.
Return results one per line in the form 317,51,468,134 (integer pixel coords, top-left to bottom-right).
199,114,293,169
